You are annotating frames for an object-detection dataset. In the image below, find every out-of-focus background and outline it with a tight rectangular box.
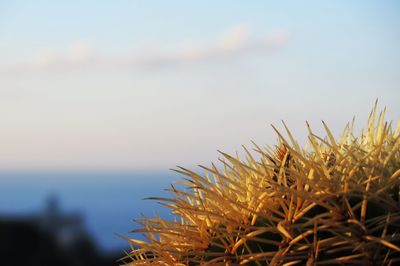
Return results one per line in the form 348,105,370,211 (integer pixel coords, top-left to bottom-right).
0,1,399,265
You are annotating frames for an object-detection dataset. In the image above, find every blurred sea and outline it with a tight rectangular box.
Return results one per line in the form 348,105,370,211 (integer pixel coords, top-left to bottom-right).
0,170,180,253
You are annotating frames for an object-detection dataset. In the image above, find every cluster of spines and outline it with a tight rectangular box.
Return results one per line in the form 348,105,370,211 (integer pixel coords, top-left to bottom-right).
121,104,400,265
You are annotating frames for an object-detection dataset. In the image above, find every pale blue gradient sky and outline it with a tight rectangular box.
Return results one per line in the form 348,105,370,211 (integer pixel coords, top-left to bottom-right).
0,1,399,170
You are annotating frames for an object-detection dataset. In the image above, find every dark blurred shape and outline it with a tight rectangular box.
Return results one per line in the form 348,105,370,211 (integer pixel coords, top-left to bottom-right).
0,195,120,266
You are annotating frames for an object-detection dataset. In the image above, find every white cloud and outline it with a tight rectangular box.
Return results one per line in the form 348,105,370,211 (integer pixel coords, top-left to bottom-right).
0,41,97,74
217,23,252,51
0,25,288,75
140,25,288,67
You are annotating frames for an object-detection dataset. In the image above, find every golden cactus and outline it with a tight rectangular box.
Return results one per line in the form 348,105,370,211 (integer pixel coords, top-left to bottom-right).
121,103,400,265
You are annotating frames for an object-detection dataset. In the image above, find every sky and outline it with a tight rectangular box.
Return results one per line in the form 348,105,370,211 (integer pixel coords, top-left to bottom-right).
0,1,399,170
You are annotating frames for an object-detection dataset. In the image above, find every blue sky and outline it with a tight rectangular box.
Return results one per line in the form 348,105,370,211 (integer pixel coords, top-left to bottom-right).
0,1,399,170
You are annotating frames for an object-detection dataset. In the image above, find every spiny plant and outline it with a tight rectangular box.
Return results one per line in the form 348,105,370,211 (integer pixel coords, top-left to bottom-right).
121,103,400,265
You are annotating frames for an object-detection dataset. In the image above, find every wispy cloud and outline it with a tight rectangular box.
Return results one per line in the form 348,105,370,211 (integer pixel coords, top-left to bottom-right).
0,24,288,75
0,41,98,75
138,24,288,68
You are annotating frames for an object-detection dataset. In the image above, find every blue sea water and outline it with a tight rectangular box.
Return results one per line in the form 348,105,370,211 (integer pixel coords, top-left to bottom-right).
0,170,182,252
